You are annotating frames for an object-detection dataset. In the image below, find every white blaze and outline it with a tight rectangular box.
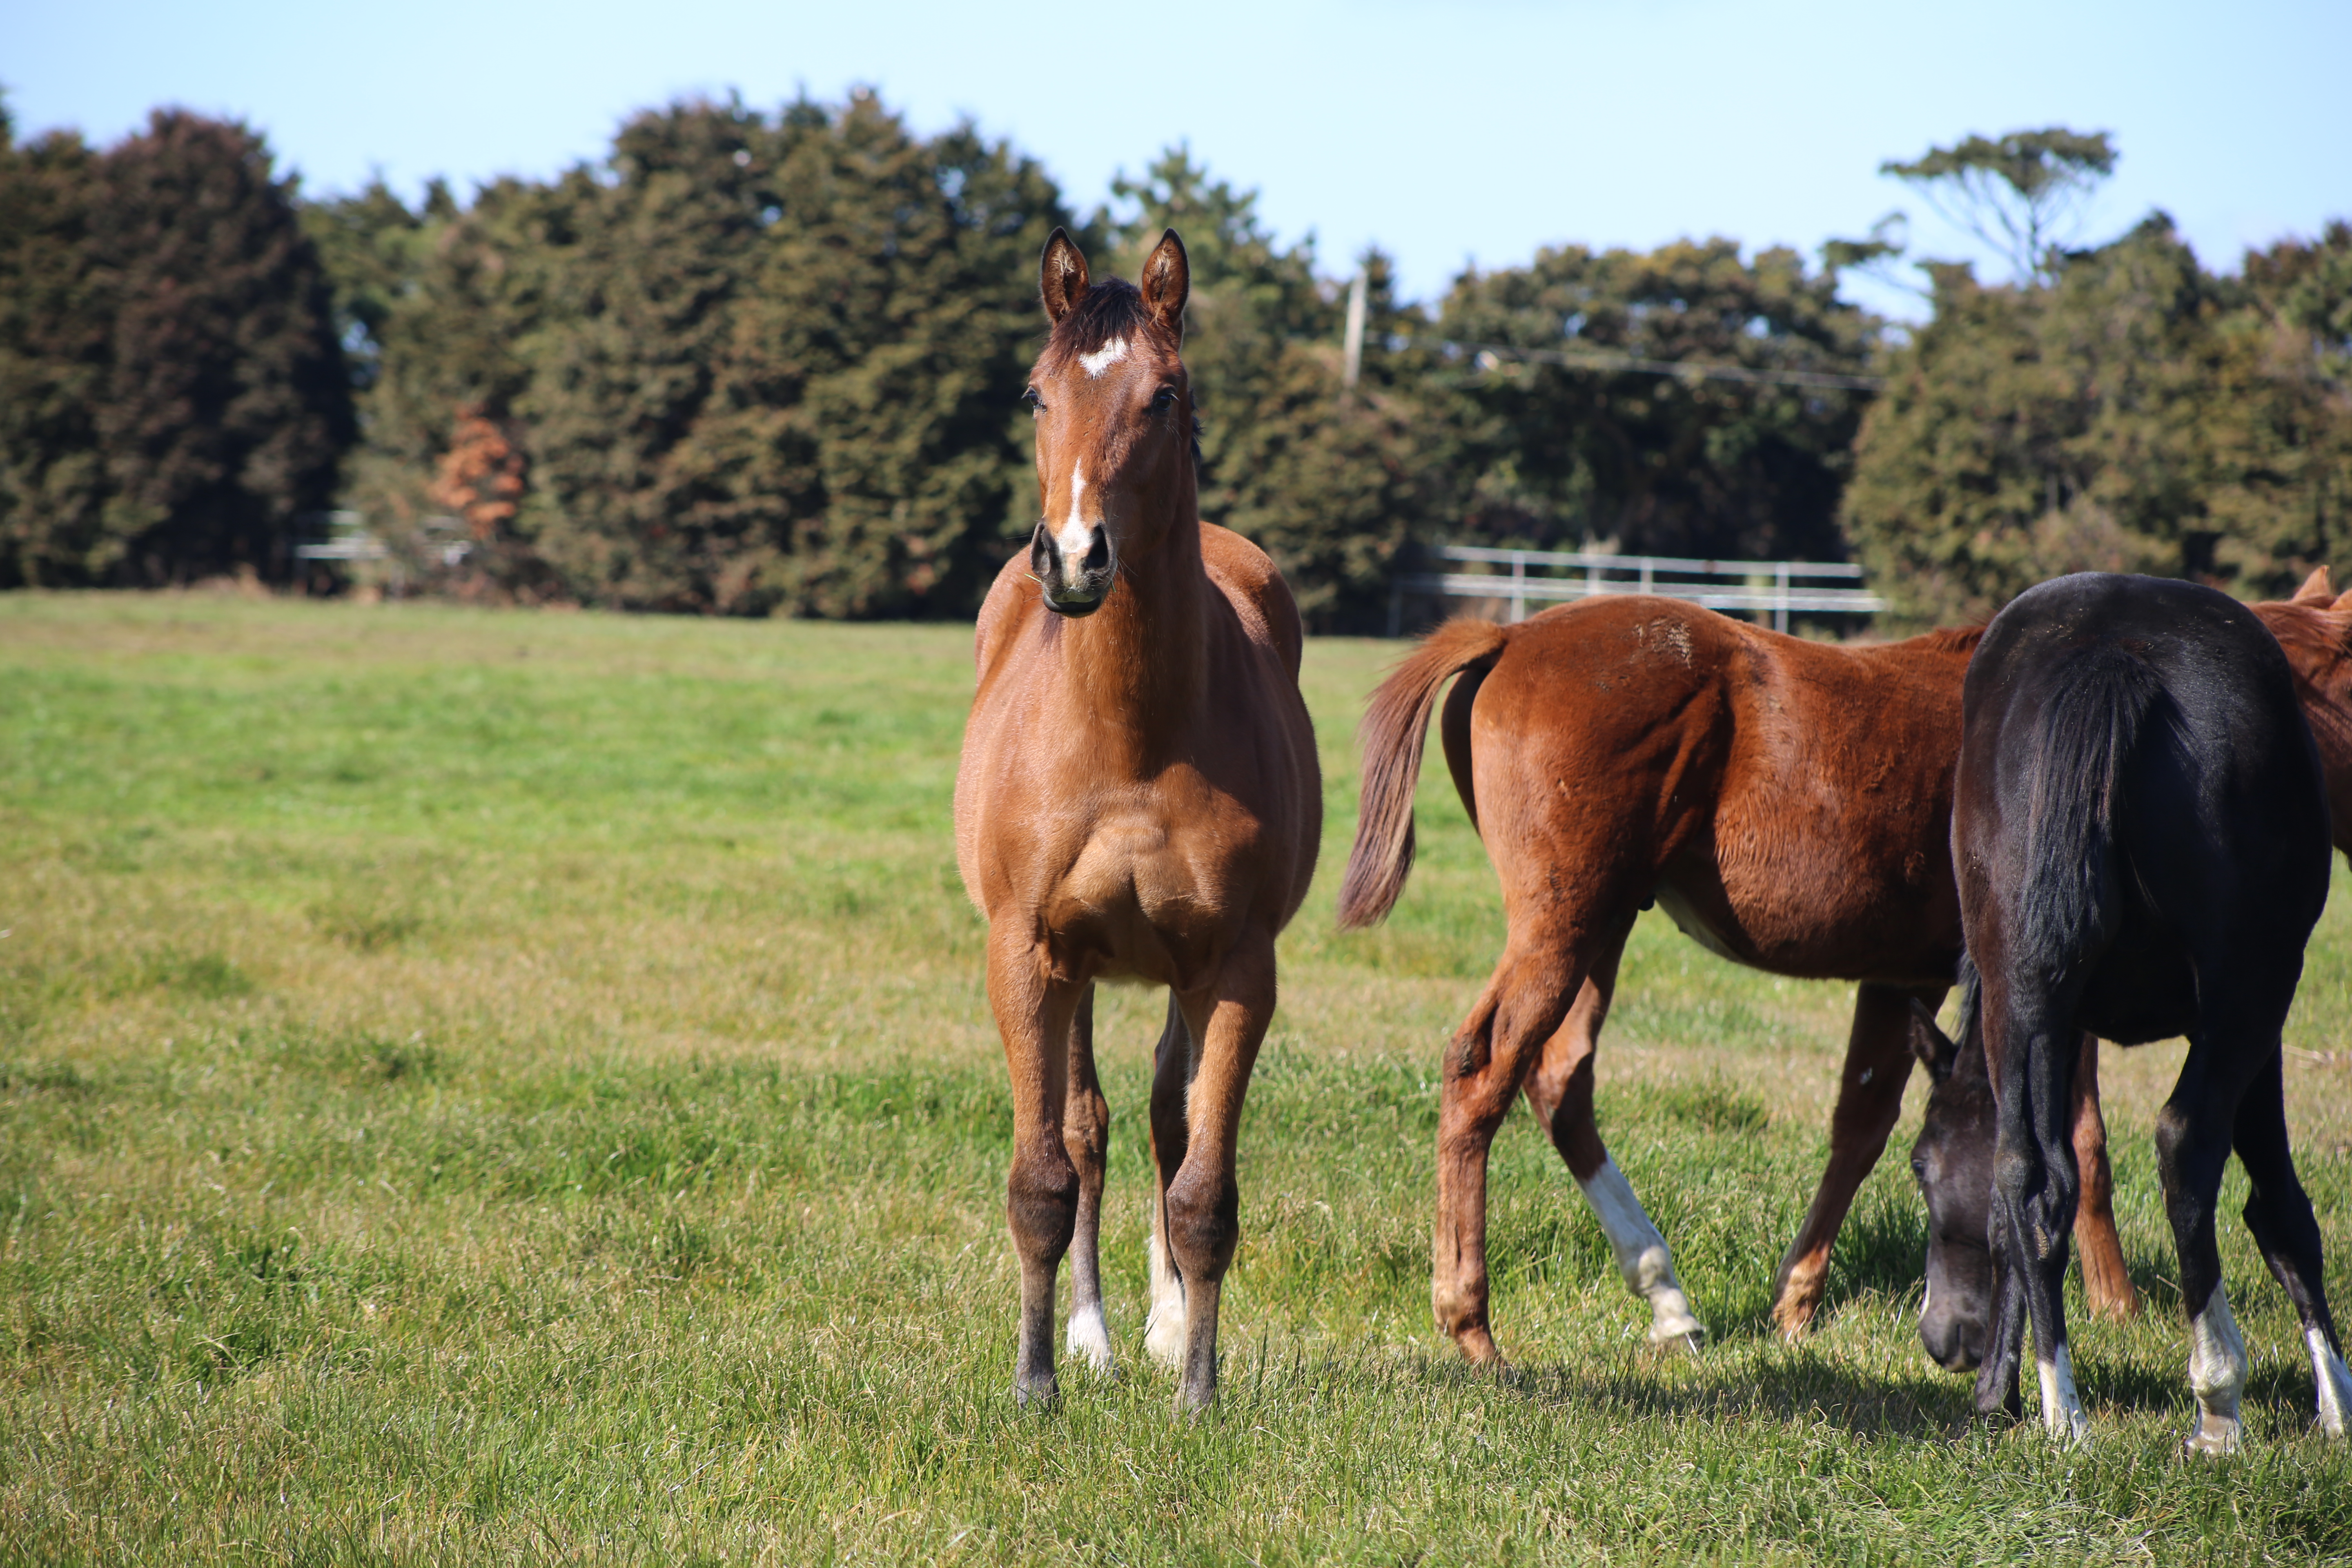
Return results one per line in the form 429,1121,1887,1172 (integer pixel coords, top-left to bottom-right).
1576,1157,1703,1344
1078,336,1128,377
1055,459,1092,559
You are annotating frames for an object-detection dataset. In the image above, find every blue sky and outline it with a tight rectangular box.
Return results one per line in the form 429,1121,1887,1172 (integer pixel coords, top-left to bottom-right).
6,0,2346,314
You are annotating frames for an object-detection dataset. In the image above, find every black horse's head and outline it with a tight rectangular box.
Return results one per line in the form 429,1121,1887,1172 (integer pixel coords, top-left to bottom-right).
1908,996,1997,1373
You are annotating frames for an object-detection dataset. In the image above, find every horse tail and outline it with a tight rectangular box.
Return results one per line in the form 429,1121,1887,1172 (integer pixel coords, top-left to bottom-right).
2017,642,2167,981
1338,617,1510,930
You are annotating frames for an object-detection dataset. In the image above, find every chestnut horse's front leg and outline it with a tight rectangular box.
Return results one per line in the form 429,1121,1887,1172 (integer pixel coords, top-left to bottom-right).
2069,1032,2140,1321
1771,981,1942,1337
1160,935,1278,1413
1062,984,1115,1375
987,926,1085,1405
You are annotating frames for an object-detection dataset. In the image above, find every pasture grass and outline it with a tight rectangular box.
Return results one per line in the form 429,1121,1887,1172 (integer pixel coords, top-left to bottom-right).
4,590,2352,1564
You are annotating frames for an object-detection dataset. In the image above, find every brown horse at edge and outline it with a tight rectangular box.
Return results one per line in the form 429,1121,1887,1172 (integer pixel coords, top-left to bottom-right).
955,229,1320,1410
1340,570,2352,1363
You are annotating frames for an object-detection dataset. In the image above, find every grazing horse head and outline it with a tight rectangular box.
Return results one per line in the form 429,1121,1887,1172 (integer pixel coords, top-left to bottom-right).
1907,993,1996,1374
1023,227,1193,617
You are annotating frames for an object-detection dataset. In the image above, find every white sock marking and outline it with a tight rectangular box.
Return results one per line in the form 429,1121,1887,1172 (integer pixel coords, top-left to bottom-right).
1576,1157,1703,1343
1067,1301,1113,1376
2036,1344,2091,1445
2307,1325,2352,1438
1054,459,1093,559
1145,1223,1187,1369
1078,336,1128,377
2185,1283,2246,1455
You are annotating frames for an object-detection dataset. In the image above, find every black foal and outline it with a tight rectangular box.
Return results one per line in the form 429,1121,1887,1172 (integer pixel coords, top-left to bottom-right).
1911,572,2351,1451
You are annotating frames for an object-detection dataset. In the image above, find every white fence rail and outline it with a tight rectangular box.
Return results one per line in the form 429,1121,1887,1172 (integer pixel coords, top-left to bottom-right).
1395,545,1884,633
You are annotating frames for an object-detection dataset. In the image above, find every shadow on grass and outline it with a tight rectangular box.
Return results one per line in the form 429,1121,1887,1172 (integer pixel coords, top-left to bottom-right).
1498,1354,1970,1440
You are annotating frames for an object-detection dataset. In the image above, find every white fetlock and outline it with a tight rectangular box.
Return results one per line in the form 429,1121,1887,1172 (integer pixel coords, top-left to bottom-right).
2185,1284,2248,1457
1144,1228,1187,1370
1577,1158,1707,1346
1067,1303,1114,1376
2307,1327,2352,1438
2038,1346,2092,1447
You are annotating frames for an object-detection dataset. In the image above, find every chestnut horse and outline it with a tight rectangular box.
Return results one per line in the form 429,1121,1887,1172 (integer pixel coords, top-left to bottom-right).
954,229,1320,1411
1910,572,2347,1450
1340,569,2352,1363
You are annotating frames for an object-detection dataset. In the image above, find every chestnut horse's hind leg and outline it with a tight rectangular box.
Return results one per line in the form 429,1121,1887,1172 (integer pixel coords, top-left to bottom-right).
2230,1050,2352,1438
1062,984,1115,1376
988,932,1085,1406
1434,919,1605,1364
1160,938,1278,1412
1771,981,1942,1337
1522,922,1701,1350
1145,992,1195,1371
2069,1032,2140,1321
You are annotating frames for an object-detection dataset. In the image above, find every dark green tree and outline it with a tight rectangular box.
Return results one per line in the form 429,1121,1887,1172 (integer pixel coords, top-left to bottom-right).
1430,237,1880,562
1099,149,1444,630
0,111,109,585
0,108,350,585
89,111,353,581
1842,214,2352,622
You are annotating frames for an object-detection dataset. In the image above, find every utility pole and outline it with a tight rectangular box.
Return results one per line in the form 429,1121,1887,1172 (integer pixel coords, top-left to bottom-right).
1342,269,1368,390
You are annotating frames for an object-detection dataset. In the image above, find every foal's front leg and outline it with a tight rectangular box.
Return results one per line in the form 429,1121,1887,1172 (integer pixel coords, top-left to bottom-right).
988,931,1085,1405
1062,984,1115,1376
1161,938,1278,1413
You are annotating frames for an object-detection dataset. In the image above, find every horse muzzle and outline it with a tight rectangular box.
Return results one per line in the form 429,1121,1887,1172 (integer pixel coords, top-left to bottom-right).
1031,519,1116,617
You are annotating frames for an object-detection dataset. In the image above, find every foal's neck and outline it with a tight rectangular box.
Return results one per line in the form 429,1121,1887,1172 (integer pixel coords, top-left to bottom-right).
1062,491,1210,763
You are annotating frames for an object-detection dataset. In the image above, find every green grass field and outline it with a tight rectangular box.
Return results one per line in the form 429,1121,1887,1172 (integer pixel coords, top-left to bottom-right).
5,592,2352,1564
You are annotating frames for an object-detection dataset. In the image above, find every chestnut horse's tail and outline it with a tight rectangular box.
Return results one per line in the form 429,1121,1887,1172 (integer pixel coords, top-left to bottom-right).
1338,618,1511,930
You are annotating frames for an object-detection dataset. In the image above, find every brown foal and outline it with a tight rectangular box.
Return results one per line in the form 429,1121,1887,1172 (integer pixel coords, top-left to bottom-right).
954,229,1320,1411
1341,569,2352,1364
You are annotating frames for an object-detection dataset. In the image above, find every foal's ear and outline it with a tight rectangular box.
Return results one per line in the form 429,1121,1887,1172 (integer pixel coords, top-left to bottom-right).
1040,227,1089,324
2292,564,2336,605
1908,999,1960,1084
1140,228,1189,342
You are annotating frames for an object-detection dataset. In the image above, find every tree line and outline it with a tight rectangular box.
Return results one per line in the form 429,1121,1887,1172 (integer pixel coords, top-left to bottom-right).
2,96,2346,630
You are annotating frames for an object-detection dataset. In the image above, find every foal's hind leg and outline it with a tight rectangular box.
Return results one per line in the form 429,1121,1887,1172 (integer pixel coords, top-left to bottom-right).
1771,981,1942,1338
2232,1050,2352,1437
1435,918,1602,1364
1062,984,1115,1376
1523,922,1701,1349
1145,991,1196,1372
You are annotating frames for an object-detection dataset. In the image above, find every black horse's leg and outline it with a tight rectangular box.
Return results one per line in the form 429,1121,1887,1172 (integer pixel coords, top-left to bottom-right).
2233,1048,2352,1438
2156,1035,2254,1455
1984,998,2086,1440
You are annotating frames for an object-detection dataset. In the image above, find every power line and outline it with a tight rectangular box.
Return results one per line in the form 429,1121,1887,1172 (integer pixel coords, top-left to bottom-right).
1419,338,1888,394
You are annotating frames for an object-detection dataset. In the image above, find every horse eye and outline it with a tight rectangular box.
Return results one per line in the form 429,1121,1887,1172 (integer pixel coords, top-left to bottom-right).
1910,1156,1929,1180
1152,385,1177,410
1021,386,1044,411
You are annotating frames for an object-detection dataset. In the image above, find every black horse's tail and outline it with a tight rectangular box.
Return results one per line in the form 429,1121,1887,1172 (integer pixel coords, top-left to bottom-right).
2016,643,2168,969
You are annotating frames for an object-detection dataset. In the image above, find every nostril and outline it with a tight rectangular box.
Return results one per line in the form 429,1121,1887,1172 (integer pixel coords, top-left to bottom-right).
1029,523,1056,575
1084,529,1110,572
